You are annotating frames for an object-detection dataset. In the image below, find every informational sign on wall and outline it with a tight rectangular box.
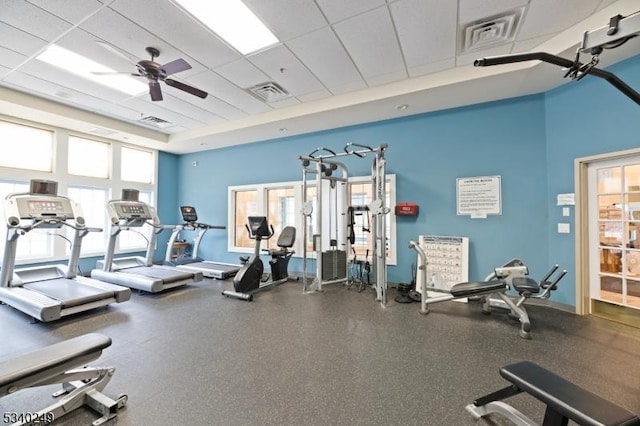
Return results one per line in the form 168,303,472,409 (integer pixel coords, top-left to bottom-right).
456,175,502,218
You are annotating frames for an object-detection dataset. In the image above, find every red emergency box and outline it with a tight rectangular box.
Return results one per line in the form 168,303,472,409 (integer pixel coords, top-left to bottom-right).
395,203,419,216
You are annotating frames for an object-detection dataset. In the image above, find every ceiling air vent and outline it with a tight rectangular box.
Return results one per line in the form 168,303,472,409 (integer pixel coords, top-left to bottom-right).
460,7,525,53
247,82,290,103
138,115,173,129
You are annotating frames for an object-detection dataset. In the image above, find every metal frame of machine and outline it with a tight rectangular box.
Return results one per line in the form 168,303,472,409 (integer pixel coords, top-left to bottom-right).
0,180,130,322
299,143,390,308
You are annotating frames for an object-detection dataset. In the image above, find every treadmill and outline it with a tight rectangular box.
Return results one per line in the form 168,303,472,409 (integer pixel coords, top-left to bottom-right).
163,206,240,279
0,180,131,322
91,190,203,293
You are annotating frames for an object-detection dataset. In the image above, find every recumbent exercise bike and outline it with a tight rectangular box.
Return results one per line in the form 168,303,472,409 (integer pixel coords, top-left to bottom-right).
222,216,295,301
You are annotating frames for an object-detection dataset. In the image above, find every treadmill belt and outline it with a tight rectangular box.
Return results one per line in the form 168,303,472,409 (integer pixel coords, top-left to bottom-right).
24,279,113,308
123,266,195,282
189,262,239,272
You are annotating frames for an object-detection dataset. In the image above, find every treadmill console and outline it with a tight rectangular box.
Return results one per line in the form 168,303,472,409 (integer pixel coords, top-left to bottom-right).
5,195,76,227
111,202,152,220
180,206,198,223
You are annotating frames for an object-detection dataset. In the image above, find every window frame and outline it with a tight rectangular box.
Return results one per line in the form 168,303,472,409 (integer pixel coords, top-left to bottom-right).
0,115,158,265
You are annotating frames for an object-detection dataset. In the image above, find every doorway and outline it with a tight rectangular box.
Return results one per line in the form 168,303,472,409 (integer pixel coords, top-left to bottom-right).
585,155,640,327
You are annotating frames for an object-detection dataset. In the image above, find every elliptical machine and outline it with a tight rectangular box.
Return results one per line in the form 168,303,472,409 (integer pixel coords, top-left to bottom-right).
222,216,296,301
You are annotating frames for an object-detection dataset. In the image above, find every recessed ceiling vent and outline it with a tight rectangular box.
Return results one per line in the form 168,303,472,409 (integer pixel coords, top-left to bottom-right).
247,82,290,103
138,115,173,129
460,7,525,53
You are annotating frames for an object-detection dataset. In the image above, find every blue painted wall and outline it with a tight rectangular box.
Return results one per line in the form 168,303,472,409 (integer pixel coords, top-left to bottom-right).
162,53,640,307
544,54,640,305
175,95,550,290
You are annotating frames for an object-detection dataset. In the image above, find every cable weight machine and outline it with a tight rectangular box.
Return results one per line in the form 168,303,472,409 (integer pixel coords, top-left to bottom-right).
299,143,390,308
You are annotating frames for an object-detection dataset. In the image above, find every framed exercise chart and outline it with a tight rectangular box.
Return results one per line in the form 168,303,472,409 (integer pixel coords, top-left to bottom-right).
415,235,469,295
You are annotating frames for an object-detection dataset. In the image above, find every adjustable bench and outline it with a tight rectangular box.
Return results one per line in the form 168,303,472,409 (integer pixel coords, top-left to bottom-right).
467,361,640,426
0,333,127,425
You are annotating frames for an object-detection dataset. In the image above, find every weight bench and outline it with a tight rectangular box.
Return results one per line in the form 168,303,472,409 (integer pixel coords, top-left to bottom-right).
0,333,127,425
467,361,640,426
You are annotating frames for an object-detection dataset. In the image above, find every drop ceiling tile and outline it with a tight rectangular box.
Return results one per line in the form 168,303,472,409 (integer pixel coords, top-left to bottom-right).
333,7,406,86
518,0,602,40
316,0,386,24
1,69,141,120
458,0,527,25
456,44,514,66
244,0,328,42
79,6,205,78
0,21,49,57
1,0,72,40
248,44,326,97
25,0,105,25
151,93,224,125
0,65,11,79
157,79,247,122
391,0,457,70
286,26,366,95
0,46,28,70
107,0,240,69
55,29,139,74
268,97,301,109
297,89,332,103
187,70,271,115
513,33,557,52
213,59,270,90
597,0,618,10
122,97,207,129
16,60,143,102
408,57,456,78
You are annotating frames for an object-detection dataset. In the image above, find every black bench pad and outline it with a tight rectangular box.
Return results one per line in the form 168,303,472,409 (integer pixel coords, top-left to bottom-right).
450,280,507,297
501,361,640,426
511,276,541,294
0,333,111,392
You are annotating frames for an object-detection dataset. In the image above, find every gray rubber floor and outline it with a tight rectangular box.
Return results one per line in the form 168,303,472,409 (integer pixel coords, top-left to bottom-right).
1,279,639,425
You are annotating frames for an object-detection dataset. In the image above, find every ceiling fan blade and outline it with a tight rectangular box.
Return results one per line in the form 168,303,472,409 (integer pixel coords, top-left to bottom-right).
165,78,208,99
149,81,163,101
95,41,140,66
161,58,191,76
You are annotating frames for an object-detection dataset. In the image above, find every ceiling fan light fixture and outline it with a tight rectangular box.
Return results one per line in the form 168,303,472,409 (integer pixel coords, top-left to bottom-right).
36,45,147,96
174,0,278,55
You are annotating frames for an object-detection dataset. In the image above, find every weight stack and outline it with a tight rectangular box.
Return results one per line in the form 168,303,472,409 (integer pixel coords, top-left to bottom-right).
322,250,347,280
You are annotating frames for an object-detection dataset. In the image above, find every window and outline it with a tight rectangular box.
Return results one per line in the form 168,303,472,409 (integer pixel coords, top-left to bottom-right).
67,186,109,254
0,120,53,172
118,190,153,251
121,147,154,183
0,118,159,264
234,190,258,248
267,187,295,242
228,175,396,264
304,186,317,253
348,179,394,261
0,181,51,260
68,137,110,178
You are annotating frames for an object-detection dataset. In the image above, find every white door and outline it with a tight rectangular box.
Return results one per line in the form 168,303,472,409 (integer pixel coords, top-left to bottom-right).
588,157,640,312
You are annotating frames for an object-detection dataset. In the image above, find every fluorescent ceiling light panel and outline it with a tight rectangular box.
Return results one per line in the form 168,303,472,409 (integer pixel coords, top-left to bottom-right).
36,45,147,96
174,0,278,54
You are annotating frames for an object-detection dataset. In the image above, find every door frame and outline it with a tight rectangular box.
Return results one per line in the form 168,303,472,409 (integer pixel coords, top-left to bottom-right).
575,147,640,314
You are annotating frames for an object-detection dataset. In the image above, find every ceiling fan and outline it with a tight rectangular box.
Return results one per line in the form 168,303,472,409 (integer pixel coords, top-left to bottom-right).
95,41,208,102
